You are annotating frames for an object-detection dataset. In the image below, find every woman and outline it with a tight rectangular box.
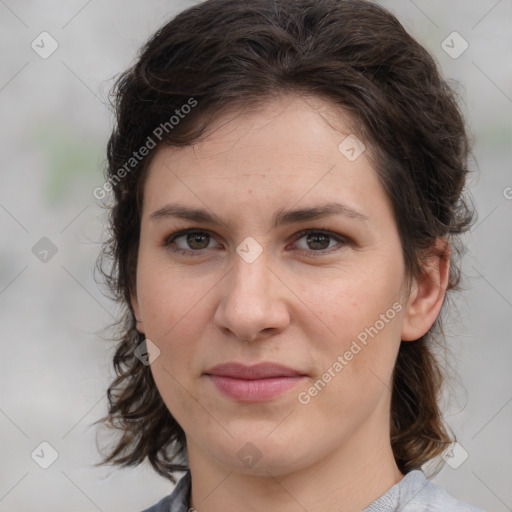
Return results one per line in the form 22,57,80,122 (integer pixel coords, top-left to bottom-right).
95,0,482,510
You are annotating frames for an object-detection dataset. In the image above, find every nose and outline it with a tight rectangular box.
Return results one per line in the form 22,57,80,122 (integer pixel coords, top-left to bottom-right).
213,249,291,342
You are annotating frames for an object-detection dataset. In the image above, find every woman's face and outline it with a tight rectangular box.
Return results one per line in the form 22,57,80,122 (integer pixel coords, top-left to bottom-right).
132,95,411,475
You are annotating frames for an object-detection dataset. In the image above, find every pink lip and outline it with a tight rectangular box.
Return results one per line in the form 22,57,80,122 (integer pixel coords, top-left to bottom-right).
204,362,307,402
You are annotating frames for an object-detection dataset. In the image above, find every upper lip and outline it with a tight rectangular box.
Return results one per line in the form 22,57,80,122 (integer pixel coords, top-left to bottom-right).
205,362,306,379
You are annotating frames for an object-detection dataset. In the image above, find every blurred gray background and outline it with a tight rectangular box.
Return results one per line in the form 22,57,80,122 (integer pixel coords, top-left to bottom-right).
1,1,511,511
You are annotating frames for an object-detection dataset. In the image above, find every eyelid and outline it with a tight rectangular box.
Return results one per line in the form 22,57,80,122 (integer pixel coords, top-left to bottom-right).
164,228,222,249
290,228,349,255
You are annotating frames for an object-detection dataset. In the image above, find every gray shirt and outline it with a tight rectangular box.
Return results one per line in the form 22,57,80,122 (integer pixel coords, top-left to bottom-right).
140,469,484,512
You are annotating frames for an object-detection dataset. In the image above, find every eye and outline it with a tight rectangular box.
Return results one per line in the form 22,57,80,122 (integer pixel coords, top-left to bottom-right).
164,229,221,256
163,228,349,257
291,229,348,255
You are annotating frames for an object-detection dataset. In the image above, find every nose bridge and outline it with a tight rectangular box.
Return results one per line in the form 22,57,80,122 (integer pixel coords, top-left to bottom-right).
232,247,270,298
214,245,289,340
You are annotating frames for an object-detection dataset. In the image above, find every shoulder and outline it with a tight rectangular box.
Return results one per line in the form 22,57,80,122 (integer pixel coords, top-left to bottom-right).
138,470,191,512
138,469,484,512
139,494,174,512
395,470,484,512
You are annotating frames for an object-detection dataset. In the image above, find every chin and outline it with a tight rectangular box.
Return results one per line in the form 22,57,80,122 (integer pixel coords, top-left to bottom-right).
206,434,319,477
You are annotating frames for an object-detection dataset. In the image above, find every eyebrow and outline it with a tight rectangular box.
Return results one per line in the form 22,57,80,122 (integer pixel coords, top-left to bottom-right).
149,201,369,228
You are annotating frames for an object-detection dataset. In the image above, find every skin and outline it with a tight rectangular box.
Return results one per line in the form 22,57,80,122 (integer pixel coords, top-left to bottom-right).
132,95,450,512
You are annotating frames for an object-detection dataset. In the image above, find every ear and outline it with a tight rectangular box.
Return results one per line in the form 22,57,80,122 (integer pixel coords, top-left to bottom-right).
131,292,145,334
401,239,450,342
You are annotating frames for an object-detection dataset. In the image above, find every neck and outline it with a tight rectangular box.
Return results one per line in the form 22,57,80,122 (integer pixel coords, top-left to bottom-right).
187,415,403,512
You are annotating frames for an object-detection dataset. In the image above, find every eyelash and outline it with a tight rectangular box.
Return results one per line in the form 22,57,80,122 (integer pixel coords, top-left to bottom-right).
163,228,350,258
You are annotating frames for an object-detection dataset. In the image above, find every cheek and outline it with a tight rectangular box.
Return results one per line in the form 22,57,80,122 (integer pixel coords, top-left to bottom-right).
304,260,405,394
303,312,403,428
136,255,210,336
136,259,210,394
302,260,404,345
145,312,206,428
140,286,206,375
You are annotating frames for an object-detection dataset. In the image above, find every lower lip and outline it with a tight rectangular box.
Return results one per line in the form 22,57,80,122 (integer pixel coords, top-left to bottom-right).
207,375,305,402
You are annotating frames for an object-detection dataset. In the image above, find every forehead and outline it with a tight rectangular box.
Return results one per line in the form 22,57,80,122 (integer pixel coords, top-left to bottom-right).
163,96,357,170
141,95,390,225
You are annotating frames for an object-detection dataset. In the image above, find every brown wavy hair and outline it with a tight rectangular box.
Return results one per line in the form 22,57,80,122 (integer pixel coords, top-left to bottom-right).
93,0,474,483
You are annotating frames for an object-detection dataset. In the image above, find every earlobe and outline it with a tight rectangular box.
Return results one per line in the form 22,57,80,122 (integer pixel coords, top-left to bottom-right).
131,292,145,334
401,239,451,342
135,318,145,333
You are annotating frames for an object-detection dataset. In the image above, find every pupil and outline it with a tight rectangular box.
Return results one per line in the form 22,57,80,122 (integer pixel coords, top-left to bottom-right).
308,233,329,250
188,232,209,249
